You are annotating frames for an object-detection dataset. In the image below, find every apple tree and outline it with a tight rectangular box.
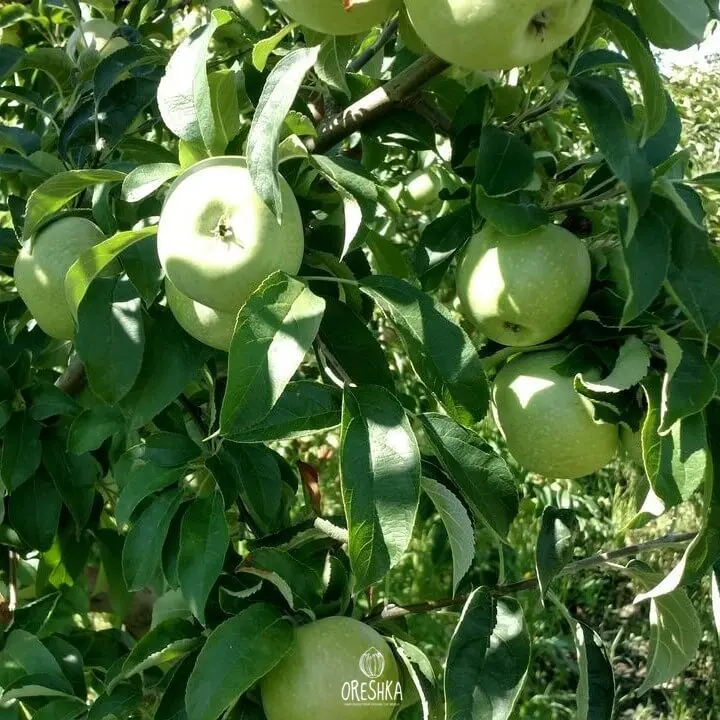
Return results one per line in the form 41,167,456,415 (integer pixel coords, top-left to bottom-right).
0,0,719,718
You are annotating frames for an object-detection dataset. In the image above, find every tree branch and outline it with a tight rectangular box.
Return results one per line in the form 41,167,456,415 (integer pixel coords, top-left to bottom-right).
313,517,349,544
307,54,449,154
368,532,697,622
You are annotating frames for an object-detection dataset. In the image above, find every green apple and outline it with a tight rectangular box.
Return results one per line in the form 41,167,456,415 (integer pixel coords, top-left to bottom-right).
261,616,401,720
620,425,644,466
401,167,443,211
404,0,593,70
157,156,304,313
456,223,591,346
14,217,105,340
398,7,427,54
165,279,236,351
492,350,618,479
66,19,128,61
208,0,268,30
273,0,398,36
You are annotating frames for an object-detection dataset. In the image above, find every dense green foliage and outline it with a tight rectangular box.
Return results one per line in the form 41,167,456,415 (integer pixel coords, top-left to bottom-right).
0,1,719,719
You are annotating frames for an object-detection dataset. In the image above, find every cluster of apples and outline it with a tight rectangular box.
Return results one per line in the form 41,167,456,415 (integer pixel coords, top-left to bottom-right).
275,0,594,72
457,224,622,480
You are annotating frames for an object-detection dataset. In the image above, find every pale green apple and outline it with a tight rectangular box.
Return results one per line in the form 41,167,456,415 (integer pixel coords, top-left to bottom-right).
261,616,401,720
404,0,593,70
165,279,236,351
401,167,443,210
14,217,105,340
456,223,591,346
493,350,618,479
398,7,427,54
273,0,398,36
620,424,644,466
157,156,304,313
208,0,268,30
66,19,128,61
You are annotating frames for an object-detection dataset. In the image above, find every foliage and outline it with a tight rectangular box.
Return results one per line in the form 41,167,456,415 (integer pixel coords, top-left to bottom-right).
0,1,718,719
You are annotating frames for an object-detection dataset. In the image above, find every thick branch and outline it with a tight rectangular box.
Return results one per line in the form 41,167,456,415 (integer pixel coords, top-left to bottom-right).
307,54,449,154
369,532,697,622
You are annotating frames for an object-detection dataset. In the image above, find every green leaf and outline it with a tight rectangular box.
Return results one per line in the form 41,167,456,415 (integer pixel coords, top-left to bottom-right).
121,234,164,307
178,490,229,624
96,529,132,618
315,35,356,98
0,410,42,492
362,275,488,424
31,698,86,720
119,310,212,430
475,127,534,197
340,385,420,588
67,405,126,454
116,464,186,527
252,22,297,71
474,189,550,235
657,332,716,433
43,432,98,532
207,444,293,535
2,629,66,681
551,596,616,720
571,75,652,232
691,171,720,190
22,169,124,242
88,682,143,720
64,226,157,317
220,272,325,436
632,0,709,49
27,383,80,421
628,562,702,695
122,488,184,591
670,411,709,502
617,197,673,324
155,651,197,720
93,43,165,102
11,594,60,636
76,276,145,404
535,507,579,600
317,298,394,391
122,619,202,680
598,3,666,138
121,162,181,203
420,414,519,538
157,14,231,153
185,604,293,720
421,476,474,594
247,46,320,218
577,336,651,394
444,589,530,720
208,69,241,155
665,222,720,336
8,471,61,551
227,381,342,442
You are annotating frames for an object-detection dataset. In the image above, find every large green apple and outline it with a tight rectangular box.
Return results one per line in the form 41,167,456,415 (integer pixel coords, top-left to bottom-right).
66,19,128,61
404,0,593,70
14,217,105,340
165,279,236,351
157,156,304,313
492,350,618,479
456,223,591,346
273,0,398,36
261,616,401,720
208,0,268,30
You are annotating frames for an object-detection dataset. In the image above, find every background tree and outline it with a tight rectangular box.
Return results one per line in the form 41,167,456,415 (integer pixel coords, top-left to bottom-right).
0,0,719,718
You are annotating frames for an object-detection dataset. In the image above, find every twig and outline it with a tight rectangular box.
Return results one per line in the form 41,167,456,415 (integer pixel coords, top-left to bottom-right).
8,549,17,614
314,517,349,544
348,18,400,73
307,54,450,154
368,531,697,622
547,187,625,214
